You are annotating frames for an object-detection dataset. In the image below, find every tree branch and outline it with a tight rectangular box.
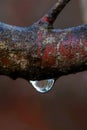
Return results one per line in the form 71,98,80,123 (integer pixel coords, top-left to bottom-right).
37,0,70,27
0,0,87,81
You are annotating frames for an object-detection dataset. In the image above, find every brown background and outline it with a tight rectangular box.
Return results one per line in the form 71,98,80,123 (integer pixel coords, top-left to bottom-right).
0,0,87,130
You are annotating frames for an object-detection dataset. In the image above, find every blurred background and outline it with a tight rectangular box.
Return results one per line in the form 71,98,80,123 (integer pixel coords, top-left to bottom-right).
0,0,87,130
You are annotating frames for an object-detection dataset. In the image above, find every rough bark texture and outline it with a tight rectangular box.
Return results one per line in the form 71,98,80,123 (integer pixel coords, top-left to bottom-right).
0,0,87,81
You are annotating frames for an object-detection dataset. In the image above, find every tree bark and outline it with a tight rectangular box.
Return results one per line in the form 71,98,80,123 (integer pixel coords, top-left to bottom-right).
0,0,87,81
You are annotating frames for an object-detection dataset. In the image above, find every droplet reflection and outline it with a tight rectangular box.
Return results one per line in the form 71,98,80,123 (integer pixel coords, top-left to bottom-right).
29,79,55,93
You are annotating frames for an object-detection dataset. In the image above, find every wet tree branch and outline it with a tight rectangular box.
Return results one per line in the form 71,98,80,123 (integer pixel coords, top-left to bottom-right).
0,0,87,81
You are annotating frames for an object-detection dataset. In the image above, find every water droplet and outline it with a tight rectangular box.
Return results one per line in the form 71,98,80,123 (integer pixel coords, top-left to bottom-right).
29,79,55,93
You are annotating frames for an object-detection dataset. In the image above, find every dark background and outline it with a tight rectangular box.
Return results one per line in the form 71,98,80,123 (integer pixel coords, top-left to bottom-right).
0,0,87,130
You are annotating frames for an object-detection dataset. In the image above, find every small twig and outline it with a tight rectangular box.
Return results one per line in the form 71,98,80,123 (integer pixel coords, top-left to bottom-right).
37,0,70,28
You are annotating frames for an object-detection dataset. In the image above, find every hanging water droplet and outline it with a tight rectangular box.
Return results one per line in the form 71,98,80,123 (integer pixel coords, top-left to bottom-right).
29,79,55,93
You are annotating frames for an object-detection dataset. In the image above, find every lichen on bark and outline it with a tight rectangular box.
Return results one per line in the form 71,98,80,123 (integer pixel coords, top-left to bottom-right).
0,0,87,81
